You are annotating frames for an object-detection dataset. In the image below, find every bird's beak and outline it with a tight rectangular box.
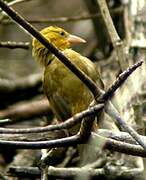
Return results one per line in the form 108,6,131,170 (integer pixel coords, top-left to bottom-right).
67,34,86,44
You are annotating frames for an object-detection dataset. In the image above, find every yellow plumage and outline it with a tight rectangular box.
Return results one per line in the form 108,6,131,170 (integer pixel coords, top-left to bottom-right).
32,26,103,134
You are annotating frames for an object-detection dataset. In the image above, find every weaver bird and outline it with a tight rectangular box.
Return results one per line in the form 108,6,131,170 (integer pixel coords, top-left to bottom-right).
32,26,104,134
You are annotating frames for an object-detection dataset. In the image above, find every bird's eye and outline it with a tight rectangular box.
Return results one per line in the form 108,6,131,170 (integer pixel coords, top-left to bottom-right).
59,31,65,36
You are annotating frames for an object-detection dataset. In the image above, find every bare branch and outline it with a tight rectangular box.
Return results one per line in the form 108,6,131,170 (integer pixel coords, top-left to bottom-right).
0,104,104,133
0,41,29,49
105,101,146,151
8,165,143,179
0,131,145,158
96,0,128,70
8,0,32,7
0,7,123,24
101,60,143,101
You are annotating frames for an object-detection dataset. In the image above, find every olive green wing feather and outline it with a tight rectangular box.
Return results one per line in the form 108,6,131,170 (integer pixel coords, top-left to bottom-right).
49,93,72,121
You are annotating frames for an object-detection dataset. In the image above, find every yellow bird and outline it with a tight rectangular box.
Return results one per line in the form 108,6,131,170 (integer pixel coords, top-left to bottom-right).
32,26,104,135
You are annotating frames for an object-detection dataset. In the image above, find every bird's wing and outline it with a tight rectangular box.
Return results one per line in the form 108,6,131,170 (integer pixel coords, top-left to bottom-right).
64,49,104,89
48,93,72,122
43,62,72,121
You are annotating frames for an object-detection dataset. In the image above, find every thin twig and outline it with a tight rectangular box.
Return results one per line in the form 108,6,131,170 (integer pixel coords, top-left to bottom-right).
0,0,32,15
27,7,123,23
0,41,29,49
0,7,123,24
0,129,68,141
7,165,143,179
97,129,137,144
0,104,104,133
96,0,127,70
8,0,31,6
0,132,145,158
105,101,146,151
101,60,143,101
0,129,141,145
0,134,80,149
0,118,11,124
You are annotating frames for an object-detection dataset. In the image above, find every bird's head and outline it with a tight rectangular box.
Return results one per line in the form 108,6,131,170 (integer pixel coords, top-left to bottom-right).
32,26,86,66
